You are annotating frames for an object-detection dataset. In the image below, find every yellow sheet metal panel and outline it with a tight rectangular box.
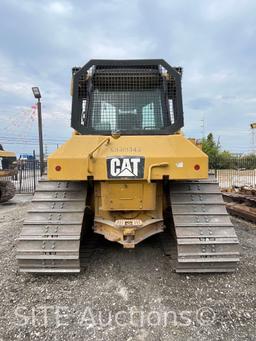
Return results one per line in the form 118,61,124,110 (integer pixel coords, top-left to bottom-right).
100,181,156,211
0,170,13,177
0,150,16,157
48,134,208,181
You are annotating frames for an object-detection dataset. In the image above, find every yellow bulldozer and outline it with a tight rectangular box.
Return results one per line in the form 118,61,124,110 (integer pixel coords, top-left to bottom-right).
17,59,240,273
0,144,16,203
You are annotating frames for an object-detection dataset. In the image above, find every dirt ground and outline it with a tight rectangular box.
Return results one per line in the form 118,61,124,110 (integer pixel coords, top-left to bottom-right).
0,195,255,341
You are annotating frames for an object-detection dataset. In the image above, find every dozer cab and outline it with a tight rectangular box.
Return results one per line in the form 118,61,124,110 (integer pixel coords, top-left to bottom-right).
17,60,239,273
0,144,16,203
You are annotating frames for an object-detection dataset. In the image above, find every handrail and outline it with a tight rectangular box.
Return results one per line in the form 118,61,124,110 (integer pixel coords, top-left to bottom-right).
147,162,169,183
87,137,110,173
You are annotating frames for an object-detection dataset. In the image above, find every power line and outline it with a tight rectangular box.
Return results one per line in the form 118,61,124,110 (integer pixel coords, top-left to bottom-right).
0,137,66,144
0,135,67,142
1,141,63,146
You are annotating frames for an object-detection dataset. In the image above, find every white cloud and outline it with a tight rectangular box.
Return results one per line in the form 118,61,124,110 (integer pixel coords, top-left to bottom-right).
85,37,156,59
203,0,255,21
0,54,34,99
46,1,73,15
246,112,256,118
3,0,73,15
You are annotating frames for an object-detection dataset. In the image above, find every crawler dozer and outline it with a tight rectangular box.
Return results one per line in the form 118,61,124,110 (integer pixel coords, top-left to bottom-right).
17,60,240,273
0,145,16,203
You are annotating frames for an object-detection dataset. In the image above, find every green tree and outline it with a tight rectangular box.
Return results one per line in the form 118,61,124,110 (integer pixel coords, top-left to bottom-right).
201,133,220,168
218,150,232,168
201,133,256,169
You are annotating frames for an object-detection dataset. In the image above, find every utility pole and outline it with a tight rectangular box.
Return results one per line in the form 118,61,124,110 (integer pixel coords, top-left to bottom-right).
200,115,206,138
32,87,44,176
251,123,256,154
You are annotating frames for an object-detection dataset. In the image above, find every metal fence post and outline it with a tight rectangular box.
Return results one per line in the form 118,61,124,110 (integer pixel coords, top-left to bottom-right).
33,150,36,192
19,162,23,193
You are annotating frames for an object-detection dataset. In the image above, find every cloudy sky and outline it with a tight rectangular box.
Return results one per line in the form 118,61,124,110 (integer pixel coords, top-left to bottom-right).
0,0,255,155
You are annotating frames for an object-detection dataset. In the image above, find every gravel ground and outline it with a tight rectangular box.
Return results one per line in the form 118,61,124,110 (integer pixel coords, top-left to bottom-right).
0,195,255,341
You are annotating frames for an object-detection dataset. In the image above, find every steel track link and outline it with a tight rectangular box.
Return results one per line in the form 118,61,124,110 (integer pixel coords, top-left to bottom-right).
170,179,240,273
16,179,86,273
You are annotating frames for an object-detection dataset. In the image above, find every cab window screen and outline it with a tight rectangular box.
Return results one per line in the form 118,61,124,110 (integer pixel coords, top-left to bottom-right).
90,89,164,131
